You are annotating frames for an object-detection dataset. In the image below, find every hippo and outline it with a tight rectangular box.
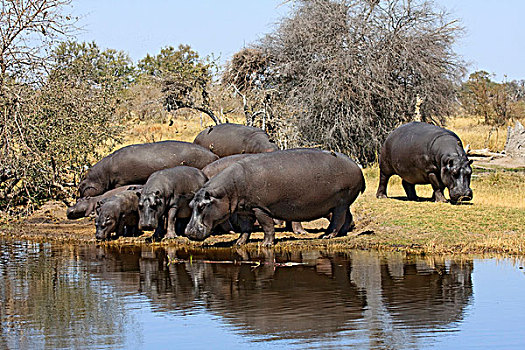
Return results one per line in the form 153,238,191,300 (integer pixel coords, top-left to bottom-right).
202,154,308,235
79,141,218,197
137,166,208,240
193,123,278,157
376,122,473,203
185,149,366,246
95,190,141,240
201,154,254,178
67,185,143,220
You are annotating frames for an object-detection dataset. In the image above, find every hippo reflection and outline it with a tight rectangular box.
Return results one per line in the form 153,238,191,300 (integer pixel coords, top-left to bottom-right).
83,246,473,342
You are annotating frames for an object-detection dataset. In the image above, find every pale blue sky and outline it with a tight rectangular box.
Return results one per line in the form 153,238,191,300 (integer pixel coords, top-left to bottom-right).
71,0,525,81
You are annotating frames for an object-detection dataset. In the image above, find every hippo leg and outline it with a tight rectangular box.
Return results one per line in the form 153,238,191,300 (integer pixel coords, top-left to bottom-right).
402,180,419,201
165,207,179,239
175,218,189,235
322,206,347,239
286,221,308,235
338,208,355,235
428,173,447,203
376,170,392,199
235,214,256,245
253,209,275,247
124,224,139,236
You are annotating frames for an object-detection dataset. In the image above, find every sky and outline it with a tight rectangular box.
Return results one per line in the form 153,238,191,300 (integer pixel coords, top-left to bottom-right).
71,0,525,81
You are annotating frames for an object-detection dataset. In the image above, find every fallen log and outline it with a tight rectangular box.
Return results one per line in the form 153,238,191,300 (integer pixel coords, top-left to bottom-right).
467,148,506,158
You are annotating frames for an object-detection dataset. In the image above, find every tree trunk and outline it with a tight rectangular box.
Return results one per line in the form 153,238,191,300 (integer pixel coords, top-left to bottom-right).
505,121,525,157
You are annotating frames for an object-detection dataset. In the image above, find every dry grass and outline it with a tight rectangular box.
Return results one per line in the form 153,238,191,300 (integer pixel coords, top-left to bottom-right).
111,113,245,152
447,115,525,152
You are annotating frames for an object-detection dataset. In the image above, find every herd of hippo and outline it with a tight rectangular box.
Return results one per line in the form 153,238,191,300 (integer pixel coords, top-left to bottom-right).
66,122,474,246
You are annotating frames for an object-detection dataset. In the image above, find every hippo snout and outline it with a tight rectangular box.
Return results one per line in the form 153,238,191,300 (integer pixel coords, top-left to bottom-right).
451,189,473,203
95,230,110,241
185,223,209,241
138,218,157,231
66,206,83,220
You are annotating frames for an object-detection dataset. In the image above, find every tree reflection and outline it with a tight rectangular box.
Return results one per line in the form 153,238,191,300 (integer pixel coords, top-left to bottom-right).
0,240,134,349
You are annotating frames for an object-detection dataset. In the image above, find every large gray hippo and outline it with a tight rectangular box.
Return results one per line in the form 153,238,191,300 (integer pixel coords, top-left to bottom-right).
67,185,143,220
376,122,473,203
193,123,278,157
185,149,366,246
202,153,309,235
79,141,218,197
137,166,208,240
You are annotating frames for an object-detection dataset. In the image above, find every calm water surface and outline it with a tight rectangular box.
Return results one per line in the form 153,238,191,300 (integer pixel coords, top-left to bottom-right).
1,239,524,349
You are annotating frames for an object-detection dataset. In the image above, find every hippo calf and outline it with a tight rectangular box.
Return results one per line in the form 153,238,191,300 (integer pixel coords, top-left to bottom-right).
193,123,278,157
79,141,218,197
95,190,141,240
376,122,473,203
137,166,208,240
67,185,143,220
185,149,365,246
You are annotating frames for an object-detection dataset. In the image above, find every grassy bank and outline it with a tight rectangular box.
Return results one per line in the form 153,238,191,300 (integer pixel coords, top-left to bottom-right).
1,115,524,255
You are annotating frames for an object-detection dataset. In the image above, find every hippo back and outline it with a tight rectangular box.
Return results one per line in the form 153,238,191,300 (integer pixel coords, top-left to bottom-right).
193,123,278,157
79,141,218,197
380,122,463,176
201,154,254,178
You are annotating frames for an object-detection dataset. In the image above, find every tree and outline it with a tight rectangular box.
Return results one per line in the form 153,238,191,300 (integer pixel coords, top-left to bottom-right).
459,71,524,147
0,1,127,214
251,0,465,165
137,45,220,124
51,41,135,93
0,0,76,86
222,48,275,128
459,71,496,124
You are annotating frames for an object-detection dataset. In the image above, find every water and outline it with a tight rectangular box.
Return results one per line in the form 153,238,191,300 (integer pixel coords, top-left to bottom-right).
1,239,524,349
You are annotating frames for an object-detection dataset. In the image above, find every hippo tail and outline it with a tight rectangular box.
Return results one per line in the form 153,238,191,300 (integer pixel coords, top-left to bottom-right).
360,176,366,194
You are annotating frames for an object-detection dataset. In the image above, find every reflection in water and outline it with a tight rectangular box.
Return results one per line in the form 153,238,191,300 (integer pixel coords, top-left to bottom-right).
0,239,477,348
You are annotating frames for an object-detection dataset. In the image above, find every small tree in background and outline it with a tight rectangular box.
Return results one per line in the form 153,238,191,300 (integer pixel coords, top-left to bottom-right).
137,45,220,124
249,0,465,165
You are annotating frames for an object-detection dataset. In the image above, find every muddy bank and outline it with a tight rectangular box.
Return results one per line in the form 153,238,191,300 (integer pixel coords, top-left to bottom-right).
0,201,375,251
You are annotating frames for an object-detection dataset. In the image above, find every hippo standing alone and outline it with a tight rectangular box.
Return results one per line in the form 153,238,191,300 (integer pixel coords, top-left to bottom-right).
137,166,208,240
193,123,278,157
79,141,218,198
376,122,473,203
185,149,365,246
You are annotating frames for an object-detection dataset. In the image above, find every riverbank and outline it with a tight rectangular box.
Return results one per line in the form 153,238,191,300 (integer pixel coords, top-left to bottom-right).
1,115,524,255
1,161,524,255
